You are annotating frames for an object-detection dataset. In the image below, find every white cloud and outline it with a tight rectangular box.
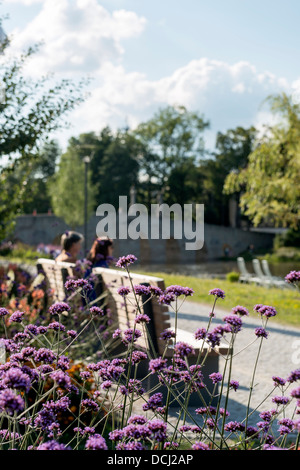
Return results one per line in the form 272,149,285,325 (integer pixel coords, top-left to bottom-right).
6,0,146,75
56,58,290,150
4,0,44,4
4,0,291,151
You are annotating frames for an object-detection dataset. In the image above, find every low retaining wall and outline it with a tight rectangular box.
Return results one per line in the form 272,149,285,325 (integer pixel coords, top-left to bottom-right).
13,214,274,264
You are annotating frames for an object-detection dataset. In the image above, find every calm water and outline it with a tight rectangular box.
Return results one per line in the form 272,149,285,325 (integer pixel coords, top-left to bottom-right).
136,260,300,279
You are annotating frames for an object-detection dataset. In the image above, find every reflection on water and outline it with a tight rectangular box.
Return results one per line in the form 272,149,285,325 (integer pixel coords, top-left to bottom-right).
135,260,300,279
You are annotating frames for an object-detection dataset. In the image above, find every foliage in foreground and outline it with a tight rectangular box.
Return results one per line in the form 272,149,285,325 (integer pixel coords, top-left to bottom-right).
0,256,299,450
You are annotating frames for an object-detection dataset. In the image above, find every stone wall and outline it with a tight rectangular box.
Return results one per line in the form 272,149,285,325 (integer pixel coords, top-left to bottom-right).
13,214,274,264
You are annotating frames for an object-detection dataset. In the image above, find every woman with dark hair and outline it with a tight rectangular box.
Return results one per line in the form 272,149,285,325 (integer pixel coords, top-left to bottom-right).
87,237,114,268
55,231,84,263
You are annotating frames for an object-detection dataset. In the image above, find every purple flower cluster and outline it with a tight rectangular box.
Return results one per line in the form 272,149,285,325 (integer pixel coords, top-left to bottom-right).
158,285,194,305
195,327,207,340
117,286,131,297
209,288,225,299
231,305,249,316
65,279,93,292
0,389,25,415
160,329,176,341
1,367,31,392
165,285,194,297
174,341,195,358
9,310,25,323
209,372,223,384
122,328,142,345
49,302,71,316
142,392,164,411
254,304,277,318
149,357,167,373
0,308,9,317
89,306,104,316
133,285,151,296
135,313,150,324
85,434,108,450
115,254,137,268
285,270,300,284
192,441,210,450
223,315,243,333
255,327,269,339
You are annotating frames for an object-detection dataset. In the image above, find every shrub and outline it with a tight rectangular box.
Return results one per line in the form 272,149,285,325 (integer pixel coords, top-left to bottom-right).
226,271,240,283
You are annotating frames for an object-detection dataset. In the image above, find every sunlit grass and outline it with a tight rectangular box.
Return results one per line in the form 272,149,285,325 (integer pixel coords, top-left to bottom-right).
135,270,300,327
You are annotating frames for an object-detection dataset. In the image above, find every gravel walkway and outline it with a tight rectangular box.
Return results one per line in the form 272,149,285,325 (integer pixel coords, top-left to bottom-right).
165,299,300,431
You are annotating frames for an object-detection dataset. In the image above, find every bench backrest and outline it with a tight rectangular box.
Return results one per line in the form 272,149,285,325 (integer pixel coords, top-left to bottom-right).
92,267,170,356
37,258,76,302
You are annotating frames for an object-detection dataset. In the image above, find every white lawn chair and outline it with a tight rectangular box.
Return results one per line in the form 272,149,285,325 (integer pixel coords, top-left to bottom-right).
261,259,292,289
252,259,272,287
237,257,261,284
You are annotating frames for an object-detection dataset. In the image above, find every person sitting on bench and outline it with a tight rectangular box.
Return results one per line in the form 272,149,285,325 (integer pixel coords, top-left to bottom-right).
55,231,84,264
86,237,114,269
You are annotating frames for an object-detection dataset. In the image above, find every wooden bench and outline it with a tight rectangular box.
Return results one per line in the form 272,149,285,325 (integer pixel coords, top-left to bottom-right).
36,258,76,303
35,260,230,405
92,267,230,406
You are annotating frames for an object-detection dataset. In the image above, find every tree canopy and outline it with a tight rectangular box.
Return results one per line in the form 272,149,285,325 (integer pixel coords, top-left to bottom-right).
0,28,87,240
224,93,300,229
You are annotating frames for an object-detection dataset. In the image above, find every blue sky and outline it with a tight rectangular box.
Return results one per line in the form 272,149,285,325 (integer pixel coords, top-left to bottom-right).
2,0,299,149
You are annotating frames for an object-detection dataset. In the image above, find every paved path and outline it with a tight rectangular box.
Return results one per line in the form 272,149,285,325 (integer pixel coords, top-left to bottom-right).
166,299,300,429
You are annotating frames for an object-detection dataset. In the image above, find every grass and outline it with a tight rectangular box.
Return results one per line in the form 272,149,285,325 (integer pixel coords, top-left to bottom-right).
133,269,300,328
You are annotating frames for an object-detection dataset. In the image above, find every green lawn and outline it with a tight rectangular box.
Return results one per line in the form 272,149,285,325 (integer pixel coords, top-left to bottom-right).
134,270,300,328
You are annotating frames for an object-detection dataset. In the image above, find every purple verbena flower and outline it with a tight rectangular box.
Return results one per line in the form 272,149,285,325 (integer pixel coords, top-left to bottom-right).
287,369,300,383
115,254,137,268
229,380,239,392
85,434,108,450
143,392,163,411
1,368,31,392
192,441,210,450
0,389,24,415
209,372,223,384
255,304,277,318
160,329,175,341
223,315,243,333
272,376,286,387
285,271,300,284
49,302,71,316
209,288,225,299
255,327,269,339
174,341,195,357
89,306,105,316
147,419,167,442
195,328,207,340
135,313,150,324
272,396,290,405
0,308,9,317
231,305,249,316
9,311,24,323
133,285,151,296
117,286,131,297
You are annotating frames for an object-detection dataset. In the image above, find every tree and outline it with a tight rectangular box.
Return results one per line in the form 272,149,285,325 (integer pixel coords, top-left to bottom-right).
4,140,61,215
48,143,96,228
0,22,87,240
97,131,140,208
223,93,300,229
134,105,209,201
199,126,257,225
